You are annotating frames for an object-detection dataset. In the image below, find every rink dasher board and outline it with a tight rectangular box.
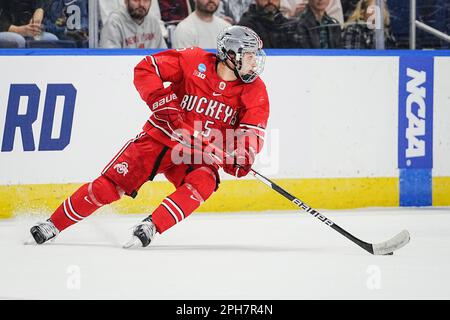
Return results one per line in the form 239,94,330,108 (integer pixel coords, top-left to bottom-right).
0,50,449,217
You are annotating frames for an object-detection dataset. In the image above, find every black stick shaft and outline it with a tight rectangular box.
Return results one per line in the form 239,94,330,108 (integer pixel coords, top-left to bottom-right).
250,170,374,254
204,144,375,254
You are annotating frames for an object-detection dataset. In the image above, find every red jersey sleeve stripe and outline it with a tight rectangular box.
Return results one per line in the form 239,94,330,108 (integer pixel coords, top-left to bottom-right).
147,55,161,78
147,118,183,144
239,123,266,132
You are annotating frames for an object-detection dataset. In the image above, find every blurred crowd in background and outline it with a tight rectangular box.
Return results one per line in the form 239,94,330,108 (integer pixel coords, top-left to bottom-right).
0,0,449,49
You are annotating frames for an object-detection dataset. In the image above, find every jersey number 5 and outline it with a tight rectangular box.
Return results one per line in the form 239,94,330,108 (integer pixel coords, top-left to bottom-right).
202,120,214,138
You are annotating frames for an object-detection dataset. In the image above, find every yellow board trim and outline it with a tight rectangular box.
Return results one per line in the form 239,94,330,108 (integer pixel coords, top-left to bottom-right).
1,177,448,219
433,177,450,206
0,177,406,219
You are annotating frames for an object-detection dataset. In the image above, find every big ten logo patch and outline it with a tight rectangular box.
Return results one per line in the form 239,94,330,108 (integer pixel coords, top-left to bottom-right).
1,84,77,152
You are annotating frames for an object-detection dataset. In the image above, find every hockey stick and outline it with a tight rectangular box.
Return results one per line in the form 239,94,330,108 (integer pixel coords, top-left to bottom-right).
196,134,410,255
249,169,410,255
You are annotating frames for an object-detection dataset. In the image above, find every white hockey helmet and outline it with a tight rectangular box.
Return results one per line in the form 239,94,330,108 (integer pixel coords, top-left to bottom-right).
217,26,266,83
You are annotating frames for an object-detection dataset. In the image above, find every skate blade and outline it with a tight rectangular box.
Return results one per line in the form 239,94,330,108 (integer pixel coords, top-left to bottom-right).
24,237,36,245
24,236,57,246
123,236,142,249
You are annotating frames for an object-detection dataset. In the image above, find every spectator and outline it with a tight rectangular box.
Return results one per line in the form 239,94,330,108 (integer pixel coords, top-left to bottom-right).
0,0,59,48
341,0,359,21
295,0,342,48
281,0,344,25
342,0,396,49
100,0,167,48
100,0,167,39
158,0,192,24
172,0,230,49
44,0,89,48
100,0,162,23
238,0,298,48
157,0,193,47
216,0,254,25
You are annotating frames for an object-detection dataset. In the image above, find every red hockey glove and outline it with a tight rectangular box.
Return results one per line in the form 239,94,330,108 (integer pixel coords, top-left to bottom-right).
147,86,184,135
223,147,255,178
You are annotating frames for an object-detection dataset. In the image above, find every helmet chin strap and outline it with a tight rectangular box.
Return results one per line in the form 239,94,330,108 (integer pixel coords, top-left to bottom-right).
223,57,242,81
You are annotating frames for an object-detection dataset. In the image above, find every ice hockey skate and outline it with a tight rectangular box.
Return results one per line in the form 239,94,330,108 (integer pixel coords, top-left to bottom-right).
25,219,59,245
123,216,156,249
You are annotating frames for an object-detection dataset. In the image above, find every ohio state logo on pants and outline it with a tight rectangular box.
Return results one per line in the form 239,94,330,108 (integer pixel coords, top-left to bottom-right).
114,162,129,176
101,133,163,196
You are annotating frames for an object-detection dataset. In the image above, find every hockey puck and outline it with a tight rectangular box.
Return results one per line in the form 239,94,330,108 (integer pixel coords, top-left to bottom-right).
383,252,394,256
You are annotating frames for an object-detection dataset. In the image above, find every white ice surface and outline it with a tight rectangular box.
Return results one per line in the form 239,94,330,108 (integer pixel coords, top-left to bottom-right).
1,208,449,300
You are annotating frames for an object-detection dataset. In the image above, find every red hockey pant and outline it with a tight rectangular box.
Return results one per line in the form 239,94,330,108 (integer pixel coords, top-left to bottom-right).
50,132,218,233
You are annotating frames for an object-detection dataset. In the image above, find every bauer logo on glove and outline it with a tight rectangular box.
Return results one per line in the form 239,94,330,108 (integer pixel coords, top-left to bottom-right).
151,92,178,111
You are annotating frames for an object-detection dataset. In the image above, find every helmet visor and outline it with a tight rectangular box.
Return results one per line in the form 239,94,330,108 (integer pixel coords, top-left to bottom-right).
237,48,266,83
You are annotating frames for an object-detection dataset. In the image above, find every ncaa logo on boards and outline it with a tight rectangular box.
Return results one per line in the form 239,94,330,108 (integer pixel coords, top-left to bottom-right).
398,57,433,170
405,68,426,165
398,56,434,206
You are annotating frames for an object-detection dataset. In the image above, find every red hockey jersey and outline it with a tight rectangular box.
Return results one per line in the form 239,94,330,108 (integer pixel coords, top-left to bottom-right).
134,47,270,154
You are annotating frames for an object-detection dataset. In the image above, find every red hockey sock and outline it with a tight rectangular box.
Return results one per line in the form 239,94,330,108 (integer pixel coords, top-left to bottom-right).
50,176,121,231
152,167,217,233
151,183,205,233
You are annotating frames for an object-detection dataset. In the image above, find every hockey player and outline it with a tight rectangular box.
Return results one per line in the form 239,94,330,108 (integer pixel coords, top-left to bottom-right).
27,25,270,248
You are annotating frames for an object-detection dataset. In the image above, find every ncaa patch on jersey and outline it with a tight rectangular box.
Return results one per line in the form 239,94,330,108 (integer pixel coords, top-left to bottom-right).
198,63,206,73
